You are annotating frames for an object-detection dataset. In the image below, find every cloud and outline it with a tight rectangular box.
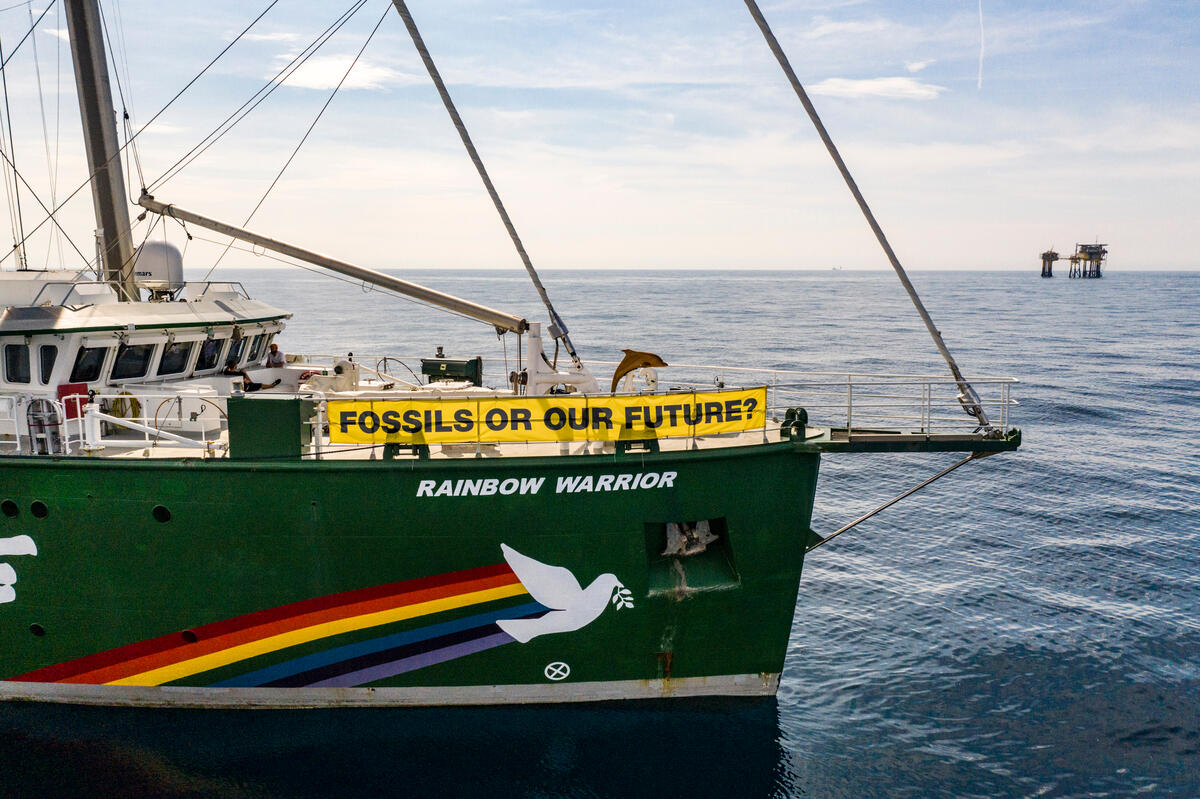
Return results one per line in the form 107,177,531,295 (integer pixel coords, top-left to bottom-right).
140,123,188,136
809,76,946,100
764,0,869,10
42,28,68,42
272,55,415,91
1040,106,1200,155
491,9,604,24
244,32,301,43
905,59,934,73
803,15,891,39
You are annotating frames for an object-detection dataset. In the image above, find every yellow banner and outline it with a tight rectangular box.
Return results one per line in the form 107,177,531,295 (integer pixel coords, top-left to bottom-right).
328,387,767,445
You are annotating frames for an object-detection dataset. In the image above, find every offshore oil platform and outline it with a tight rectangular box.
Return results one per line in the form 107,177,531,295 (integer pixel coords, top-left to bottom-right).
1040,244,1107,278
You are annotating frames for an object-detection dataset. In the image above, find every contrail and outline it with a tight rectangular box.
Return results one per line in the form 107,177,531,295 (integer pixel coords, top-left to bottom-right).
977,0,985,89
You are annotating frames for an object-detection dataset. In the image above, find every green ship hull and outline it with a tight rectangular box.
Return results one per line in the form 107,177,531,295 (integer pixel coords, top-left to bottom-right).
0,0,1025,712
0,441,820,706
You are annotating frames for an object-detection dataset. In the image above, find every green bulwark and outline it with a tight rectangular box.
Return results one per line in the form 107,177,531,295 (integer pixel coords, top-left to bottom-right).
0,441,820,705
227,397,314,460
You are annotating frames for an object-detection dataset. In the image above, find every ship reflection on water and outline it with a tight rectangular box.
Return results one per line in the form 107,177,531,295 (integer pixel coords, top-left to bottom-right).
0,699,791,798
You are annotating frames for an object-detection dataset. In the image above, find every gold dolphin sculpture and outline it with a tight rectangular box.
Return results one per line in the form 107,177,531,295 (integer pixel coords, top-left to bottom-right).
611,349,669,394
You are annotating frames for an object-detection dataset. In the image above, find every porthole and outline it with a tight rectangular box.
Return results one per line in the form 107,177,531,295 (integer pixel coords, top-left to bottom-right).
1,500,16,518
29,624,45,637
30,501,47,519
153,505,171,523
181,629,198,643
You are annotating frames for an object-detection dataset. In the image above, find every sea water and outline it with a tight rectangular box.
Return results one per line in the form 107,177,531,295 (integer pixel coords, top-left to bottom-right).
2,269,1197,798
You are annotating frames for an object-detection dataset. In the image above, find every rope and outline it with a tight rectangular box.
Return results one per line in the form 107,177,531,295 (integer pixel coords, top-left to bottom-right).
203,1,390,280
743,0,993,433
389,0,583,368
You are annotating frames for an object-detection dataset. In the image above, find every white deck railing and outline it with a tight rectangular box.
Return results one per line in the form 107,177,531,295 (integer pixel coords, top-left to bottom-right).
27,279,252,308
296,353,1018,436
0,395,20,453
0,355,1016,458
56,391,227,455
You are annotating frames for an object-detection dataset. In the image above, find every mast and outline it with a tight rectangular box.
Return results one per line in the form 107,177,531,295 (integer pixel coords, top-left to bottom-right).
65,0,137,300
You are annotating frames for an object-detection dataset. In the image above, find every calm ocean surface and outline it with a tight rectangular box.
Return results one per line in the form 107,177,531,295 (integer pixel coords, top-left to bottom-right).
3,269,1197,798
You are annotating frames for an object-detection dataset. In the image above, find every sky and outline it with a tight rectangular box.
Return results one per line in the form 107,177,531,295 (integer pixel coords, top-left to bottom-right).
0,0,1196,272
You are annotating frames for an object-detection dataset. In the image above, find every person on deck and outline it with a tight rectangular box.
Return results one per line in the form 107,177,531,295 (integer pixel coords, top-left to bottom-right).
224,358,280,392
265,342,285,368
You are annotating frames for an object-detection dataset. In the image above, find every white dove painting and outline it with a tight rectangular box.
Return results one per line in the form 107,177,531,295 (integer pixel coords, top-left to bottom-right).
496,543,634,644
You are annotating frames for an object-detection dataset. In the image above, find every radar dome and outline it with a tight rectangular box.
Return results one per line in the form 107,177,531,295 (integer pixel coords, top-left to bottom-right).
133,241,184,291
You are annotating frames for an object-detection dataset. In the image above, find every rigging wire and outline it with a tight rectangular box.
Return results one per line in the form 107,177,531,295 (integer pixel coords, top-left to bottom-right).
806,453,995,553
202,1,392,281
30,0,64,267
742,0,993,432
96,0,144,197
0,44,16,263
0,28,26,267
0,142,91,266
110,0,145,188
128,204,159,271
52,0,63,266
129,0,282,153
0,0,282,270
148,0,371,193
0,0,52,252
0,0,50,70
0,153,17,266
390,0,582,368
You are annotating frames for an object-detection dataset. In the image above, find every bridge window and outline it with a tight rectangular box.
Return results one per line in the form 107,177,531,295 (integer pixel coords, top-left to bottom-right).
157,341,194,376
39,345,57,385
227,337,247,367
3,344,29,384
247,334,265,363
195,338,225,372
69,346,109,383
111,343,155,380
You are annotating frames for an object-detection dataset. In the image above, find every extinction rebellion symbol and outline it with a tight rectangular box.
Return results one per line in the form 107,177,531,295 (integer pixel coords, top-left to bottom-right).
544,662,570,681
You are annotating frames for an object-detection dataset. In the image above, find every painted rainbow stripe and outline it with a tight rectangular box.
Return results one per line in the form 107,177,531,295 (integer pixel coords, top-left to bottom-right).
13,562,545,688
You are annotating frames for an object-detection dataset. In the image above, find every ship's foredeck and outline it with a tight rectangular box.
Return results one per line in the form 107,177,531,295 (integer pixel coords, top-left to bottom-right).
0,354,1020,461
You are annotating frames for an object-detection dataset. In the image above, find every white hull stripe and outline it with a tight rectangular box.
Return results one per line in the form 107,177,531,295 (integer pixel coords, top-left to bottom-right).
0,673,779,708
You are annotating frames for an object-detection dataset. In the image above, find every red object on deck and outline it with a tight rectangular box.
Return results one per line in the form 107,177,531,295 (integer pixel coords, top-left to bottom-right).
57,382,90,419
